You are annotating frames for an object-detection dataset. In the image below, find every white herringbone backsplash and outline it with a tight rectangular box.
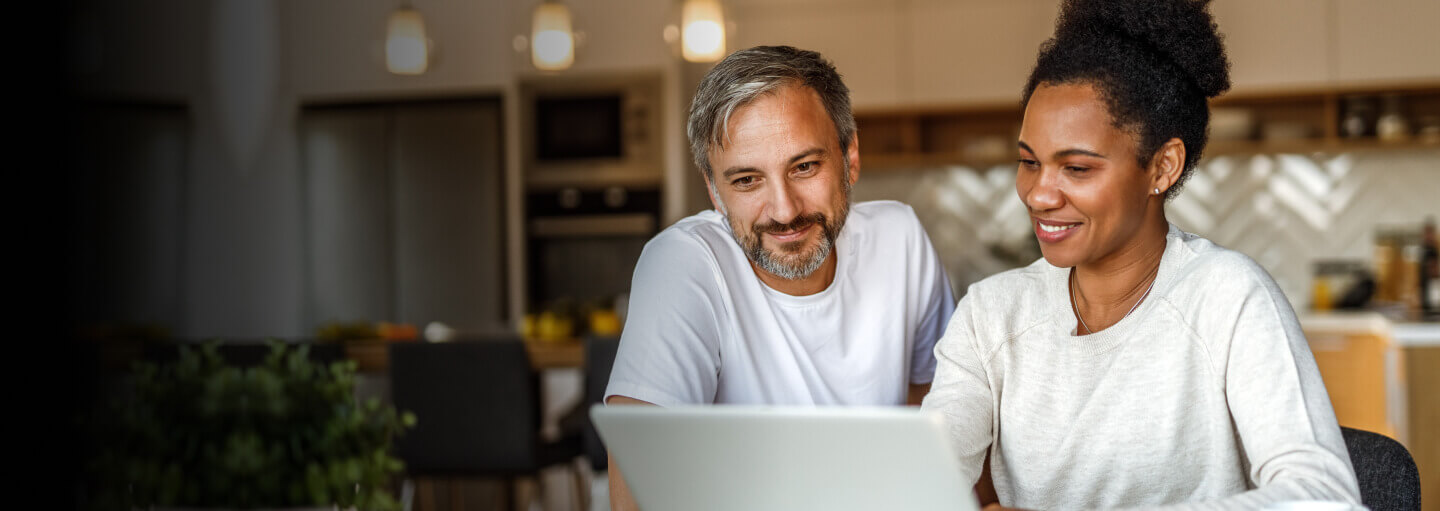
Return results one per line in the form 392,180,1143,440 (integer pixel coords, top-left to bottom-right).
855,148,1440,310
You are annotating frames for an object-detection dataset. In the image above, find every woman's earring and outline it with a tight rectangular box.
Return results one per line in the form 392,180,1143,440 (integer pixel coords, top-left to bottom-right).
1153,188,1161,195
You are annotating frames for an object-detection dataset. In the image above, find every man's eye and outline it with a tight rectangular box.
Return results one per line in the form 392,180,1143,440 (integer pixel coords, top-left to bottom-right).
732,176,755,187
1066,166,1090,173
1017,159,1039,168
796,162,817,173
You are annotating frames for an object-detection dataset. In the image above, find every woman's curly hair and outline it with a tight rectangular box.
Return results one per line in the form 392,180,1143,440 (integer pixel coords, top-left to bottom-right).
1022,0,1231,201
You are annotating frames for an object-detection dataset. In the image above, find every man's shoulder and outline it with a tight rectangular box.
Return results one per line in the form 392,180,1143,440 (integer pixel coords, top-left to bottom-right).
850,200,921,226
649,209,729,249
636,209,738,276
847,200,926,241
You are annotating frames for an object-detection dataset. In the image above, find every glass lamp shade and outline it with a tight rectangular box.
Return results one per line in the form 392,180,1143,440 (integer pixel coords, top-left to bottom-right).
385,7,428,75
532,3,574,71
681,0,725,62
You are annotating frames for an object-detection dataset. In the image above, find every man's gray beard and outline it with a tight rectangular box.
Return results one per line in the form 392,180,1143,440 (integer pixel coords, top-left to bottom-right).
747,228,835,280
722,183,850,281
713,159,852,281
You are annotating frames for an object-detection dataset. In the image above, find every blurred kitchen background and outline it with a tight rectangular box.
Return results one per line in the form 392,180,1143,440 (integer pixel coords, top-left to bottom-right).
68,0,1438,510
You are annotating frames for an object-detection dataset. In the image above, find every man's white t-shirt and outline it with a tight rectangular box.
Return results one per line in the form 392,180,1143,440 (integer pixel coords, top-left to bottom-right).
605,200,955,406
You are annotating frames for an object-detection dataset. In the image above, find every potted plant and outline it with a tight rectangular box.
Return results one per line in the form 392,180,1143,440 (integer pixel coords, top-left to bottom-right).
84,341,415,510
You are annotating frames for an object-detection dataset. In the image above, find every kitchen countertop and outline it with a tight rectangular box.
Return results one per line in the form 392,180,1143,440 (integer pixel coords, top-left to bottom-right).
1299,311,1440,347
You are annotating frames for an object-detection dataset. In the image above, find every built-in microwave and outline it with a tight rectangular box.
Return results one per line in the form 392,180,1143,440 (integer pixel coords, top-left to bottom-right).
521,73,662,190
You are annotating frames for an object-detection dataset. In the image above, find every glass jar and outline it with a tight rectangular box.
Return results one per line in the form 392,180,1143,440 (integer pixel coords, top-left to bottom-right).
1376,94,1411,143
1341,96,1374,139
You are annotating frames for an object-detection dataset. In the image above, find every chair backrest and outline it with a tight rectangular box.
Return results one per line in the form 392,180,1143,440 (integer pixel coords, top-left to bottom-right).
389,339,541,475
1341,426,1421,511
583,335,621,471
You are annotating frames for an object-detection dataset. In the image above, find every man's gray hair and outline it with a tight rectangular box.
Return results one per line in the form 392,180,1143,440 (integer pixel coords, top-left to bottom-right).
687,45,856,183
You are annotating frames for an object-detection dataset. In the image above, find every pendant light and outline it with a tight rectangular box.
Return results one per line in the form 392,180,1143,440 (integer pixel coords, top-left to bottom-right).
385,4,429,75
532,1,574,71
681,0,725,62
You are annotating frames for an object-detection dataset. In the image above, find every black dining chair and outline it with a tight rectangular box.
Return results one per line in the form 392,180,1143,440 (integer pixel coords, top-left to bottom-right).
389,339,584,511
581,335,622,472
550,335,621,511
1340,426,1420,511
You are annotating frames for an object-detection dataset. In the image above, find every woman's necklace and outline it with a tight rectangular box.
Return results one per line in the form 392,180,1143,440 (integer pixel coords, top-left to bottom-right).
1070,267,1157,335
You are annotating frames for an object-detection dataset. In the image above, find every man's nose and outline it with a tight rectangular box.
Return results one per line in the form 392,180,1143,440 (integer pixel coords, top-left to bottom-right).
767,179,802,225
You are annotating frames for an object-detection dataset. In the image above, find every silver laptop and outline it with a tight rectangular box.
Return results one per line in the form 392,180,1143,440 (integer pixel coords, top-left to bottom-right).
590,405,979,511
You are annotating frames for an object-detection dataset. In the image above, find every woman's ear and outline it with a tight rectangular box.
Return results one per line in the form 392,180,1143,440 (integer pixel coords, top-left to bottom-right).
1150,138,1186,196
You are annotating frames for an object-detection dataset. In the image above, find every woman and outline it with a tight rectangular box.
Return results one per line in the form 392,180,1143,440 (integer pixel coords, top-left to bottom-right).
920,0,1362,509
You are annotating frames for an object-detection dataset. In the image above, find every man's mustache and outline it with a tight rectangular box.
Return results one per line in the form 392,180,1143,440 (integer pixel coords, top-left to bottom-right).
753,213,828,235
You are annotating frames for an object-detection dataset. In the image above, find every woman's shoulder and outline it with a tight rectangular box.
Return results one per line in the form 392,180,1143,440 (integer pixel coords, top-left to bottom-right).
1168,228,1272,288
1163,227,1287,312
964,259,1058,312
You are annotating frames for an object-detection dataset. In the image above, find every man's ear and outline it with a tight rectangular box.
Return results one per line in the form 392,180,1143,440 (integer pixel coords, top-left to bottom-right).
705,175,726,215
845,134,861,187
1149,138,1185,197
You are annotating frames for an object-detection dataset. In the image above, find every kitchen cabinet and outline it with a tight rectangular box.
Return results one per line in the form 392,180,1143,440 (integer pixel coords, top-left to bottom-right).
1302,314,1404,439
904,0,1058,107
1210,0,1332,92
301,109,394,325
1394,324,1440,511
1303,313,1440,511
300,99,507,334
1334,0,1440,84
728,0,1058,109
391,104,507,331
728,0,905,109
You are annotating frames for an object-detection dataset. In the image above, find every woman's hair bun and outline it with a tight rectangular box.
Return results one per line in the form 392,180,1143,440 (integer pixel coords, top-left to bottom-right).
1053,0,1231,98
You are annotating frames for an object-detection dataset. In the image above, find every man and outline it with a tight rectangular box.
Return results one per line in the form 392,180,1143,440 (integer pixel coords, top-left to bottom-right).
604,45,955,509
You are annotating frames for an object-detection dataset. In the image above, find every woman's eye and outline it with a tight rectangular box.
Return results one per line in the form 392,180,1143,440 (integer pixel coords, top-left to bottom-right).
1017,159,1040,168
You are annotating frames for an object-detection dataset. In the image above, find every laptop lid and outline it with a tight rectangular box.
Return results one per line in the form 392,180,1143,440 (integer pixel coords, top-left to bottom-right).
590,405,979,511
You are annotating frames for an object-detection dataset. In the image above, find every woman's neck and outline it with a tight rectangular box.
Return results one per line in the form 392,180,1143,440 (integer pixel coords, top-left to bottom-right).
1071,217,1169,333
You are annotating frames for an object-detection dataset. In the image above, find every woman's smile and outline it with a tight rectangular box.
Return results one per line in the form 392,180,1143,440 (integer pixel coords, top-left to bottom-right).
1035,219,1082,243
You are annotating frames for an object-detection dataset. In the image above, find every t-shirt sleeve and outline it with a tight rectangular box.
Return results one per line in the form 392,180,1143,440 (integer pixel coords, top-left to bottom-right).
919,291,993,489
604,231,726,407
909,214,956,385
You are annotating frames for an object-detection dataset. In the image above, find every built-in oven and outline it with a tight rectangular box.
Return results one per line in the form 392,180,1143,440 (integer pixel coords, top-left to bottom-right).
525,185,660,333
520,72,665,335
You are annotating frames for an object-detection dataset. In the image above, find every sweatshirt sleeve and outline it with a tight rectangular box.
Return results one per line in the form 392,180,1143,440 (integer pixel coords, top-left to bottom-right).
920,290,994,489
1132,260,1362,510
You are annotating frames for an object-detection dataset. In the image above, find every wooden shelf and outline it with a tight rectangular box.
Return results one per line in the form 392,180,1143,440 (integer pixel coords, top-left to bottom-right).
1206,138,1440,158
864,152,1017,171
856,82,1440,171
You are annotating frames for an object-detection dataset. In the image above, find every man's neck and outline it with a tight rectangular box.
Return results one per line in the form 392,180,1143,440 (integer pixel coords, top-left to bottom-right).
752,250,838,296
